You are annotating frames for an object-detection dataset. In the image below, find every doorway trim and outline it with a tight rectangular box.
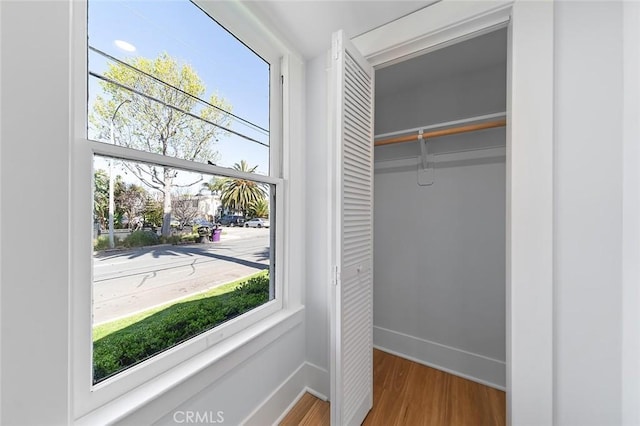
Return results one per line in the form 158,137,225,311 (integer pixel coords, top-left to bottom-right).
352,1,554,424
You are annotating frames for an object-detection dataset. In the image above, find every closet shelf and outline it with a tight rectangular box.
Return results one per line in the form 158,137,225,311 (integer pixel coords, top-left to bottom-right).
374,112,507,147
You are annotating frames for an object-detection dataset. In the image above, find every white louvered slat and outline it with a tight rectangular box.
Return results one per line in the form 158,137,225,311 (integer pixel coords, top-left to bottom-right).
330,29,374,426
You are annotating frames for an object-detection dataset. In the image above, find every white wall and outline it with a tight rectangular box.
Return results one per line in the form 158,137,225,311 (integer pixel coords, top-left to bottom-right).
554,2,624,424
129,323,305,425
0,0,2,420
376,64,507,135
0,1,307,424
623,3,640,424
1,2,71,423
304,53,331,381
373,59,506,388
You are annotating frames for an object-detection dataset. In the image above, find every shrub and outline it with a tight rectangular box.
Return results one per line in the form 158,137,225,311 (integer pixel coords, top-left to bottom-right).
93,273,270,383
158,233,200,245
123,230,159,248
93,235,110,251
160,235,182,245
180,232,200,243
93,235,122,251
235,275,271,296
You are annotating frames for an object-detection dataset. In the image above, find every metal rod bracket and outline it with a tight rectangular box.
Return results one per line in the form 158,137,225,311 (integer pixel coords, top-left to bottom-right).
417,129,434,186
418,130,429,170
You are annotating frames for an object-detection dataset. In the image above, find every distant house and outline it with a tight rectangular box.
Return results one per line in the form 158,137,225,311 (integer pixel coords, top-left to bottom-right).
195,189,221,222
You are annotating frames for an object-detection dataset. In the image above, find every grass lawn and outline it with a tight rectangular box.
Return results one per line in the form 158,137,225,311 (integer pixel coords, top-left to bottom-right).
92,270,270,383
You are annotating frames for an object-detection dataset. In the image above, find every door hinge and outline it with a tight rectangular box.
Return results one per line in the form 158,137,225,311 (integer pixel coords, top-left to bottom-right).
333,265,340,286
333,38,341,61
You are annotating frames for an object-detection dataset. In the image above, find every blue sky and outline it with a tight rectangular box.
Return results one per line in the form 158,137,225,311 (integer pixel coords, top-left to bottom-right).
88,0,270,177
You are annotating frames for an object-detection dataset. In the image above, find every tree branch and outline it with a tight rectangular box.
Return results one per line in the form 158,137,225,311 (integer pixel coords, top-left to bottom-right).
122,163,163,192
173,175,203,188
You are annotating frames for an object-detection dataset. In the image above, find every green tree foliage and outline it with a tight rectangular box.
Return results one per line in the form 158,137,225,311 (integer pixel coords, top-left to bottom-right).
219,160,267,217
248,198,269,219
142,198,164,228
94,169,109,229
203,176,226,193
94,169,149,229
94,170,126,228
90,53,233,236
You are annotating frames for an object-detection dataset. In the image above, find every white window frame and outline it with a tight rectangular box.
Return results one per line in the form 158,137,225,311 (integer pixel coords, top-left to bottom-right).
70,0,299,421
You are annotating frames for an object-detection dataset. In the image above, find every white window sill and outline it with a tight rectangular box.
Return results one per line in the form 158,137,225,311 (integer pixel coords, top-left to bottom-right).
74,306,305,426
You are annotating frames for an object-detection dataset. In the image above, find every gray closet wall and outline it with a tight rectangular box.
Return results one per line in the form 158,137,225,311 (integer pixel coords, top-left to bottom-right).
373,29,507,388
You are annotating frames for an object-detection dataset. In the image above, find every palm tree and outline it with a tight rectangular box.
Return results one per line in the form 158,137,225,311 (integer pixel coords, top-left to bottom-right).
202,176,226,193
248,198,269,218
218,160,267,217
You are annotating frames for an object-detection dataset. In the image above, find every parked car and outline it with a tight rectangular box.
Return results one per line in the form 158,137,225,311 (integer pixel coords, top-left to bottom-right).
218,215,245,227
245,218,270,228
192,218,214,228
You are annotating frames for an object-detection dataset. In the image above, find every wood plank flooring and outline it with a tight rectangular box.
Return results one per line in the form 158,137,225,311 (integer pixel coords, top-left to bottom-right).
280,392,330,426
279,349,505,426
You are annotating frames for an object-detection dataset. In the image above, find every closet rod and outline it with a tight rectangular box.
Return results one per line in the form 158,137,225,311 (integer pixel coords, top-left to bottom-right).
375,112,506,140
375,119,507,147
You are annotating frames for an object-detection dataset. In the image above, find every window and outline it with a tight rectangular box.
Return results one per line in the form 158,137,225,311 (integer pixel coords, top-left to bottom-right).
87,0,271,173
91,155,277,383
73,0,289,416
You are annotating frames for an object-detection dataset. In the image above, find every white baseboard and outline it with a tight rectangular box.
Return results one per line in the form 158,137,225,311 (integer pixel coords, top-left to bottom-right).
304,362,330,401
373,325,506,390
241,362,330,426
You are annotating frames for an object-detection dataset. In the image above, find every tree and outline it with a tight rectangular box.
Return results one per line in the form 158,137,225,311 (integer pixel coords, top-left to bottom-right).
115,183,147,229
248,198,269,219
95,168,148,230
94,170,129,228
202,176,226,193
90,53,233,236
219,160,267,217
171,192,199,228
142,196,164,228
94,169,109,229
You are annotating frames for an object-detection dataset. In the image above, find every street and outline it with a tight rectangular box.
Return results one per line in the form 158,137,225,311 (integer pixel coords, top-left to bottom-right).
93,227,270,324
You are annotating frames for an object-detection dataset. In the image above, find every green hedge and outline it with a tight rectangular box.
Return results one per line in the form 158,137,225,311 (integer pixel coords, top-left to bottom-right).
94,231,201,251
123,230,159,248
93,235,111,251
93,274,269,383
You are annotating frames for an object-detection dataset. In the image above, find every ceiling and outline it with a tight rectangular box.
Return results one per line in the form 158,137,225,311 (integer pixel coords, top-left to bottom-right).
243,0,436,59
241,1,507,101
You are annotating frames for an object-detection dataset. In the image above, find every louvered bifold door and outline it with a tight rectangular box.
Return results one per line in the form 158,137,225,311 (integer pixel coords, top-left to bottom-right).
330,30,374,426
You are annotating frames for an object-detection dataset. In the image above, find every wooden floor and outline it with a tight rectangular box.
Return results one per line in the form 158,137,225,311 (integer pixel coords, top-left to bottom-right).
280,349,505,426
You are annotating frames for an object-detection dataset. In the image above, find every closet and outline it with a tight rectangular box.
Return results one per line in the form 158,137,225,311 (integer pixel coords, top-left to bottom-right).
372,28,507,389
